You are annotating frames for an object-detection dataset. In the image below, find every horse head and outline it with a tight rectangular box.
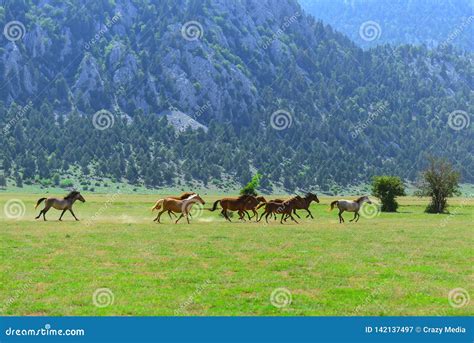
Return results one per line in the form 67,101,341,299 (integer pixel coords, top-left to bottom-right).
306,192,320,203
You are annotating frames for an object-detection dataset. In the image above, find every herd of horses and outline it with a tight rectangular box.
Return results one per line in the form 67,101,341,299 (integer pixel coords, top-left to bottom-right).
34,191,373,224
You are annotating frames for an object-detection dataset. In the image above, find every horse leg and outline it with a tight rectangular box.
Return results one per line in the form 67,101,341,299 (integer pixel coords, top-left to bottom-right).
42,205,51,221
280,214,285,224
338,210,344,223
221,209,231,222
289,213,299,224
69,208,79,221
185,213,190,224
306,209,313,219
293,209,301,219
245,210,252,220
168,210,175,220
350,212,357,222
265,212,271,223
58,209,67,221
35,209,44,220
355,212,360,222
156,210,166,223
175,213,184,224
252,209,258,221
237,210,245,221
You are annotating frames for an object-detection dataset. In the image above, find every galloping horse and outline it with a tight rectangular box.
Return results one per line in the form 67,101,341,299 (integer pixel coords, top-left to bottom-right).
330,196,372,223
35,191,86,221
151,192,196,219
238,196,267,221
257,197,300,224
210,195,260,222
267,193,320,220
152,194,205,224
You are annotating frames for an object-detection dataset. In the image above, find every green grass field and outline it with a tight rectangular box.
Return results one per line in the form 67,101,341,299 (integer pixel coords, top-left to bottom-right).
0,193,472,316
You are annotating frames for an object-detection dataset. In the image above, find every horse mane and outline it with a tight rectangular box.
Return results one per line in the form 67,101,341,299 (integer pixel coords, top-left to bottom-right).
179,192,196,199
64,191,79,199
354,196,367,203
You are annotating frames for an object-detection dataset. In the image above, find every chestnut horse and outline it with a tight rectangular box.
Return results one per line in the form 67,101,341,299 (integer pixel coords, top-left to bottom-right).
151,192,196,219
238,196,267,221
257,197,300,224
330,196,372,223
262,193,319,220
153,194,205,224
35,191,86,221
210,195,261,222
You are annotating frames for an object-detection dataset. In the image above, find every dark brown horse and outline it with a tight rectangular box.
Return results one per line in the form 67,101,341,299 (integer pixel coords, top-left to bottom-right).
210,195,260,222
257,197,300,224
35,191,86,221
151,192,196,219
291,192,320,219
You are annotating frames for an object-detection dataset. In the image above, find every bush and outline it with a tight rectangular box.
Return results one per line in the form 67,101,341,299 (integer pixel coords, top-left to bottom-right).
371,176,406,212
59,179,74,188
240,173,262,196
415,157,460,213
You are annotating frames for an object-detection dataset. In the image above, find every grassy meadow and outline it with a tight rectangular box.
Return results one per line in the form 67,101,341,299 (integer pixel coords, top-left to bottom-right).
0,192,472,316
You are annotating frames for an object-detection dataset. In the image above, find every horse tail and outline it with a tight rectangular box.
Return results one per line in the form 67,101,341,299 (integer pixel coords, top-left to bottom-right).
151,199,164,212
330,200,338,211
210,200,221,211
35,198,46,209
256,202,266,210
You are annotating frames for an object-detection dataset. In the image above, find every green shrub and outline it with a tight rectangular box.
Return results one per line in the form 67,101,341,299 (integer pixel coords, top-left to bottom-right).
371,176,405,212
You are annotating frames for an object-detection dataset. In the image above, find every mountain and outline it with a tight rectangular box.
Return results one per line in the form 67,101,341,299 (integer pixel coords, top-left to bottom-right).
0,0,473,193
299,0,473,50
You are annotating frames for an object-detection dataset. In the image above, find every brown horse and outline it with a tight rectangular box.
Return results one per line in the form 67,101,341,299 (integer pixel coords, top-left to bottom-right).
290,192,320,219
210,195,259,222
151,192,196,219
258,196,302,220
152,194,205,224
35,191,86,221
257,197,300,224
238,196,267,221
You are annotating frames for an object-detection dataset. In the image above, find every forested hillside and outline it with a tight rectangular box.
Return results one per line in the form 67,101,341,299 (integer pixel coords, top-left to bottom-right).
1,0,473,192
300,0,473,50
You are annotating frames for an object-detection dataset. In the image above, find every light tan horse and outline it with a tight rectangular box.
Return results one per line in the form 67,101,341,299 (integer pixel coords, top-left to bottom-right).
330,196,372,223
151,192,196,219
35,191,86,221
152,194,205,224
